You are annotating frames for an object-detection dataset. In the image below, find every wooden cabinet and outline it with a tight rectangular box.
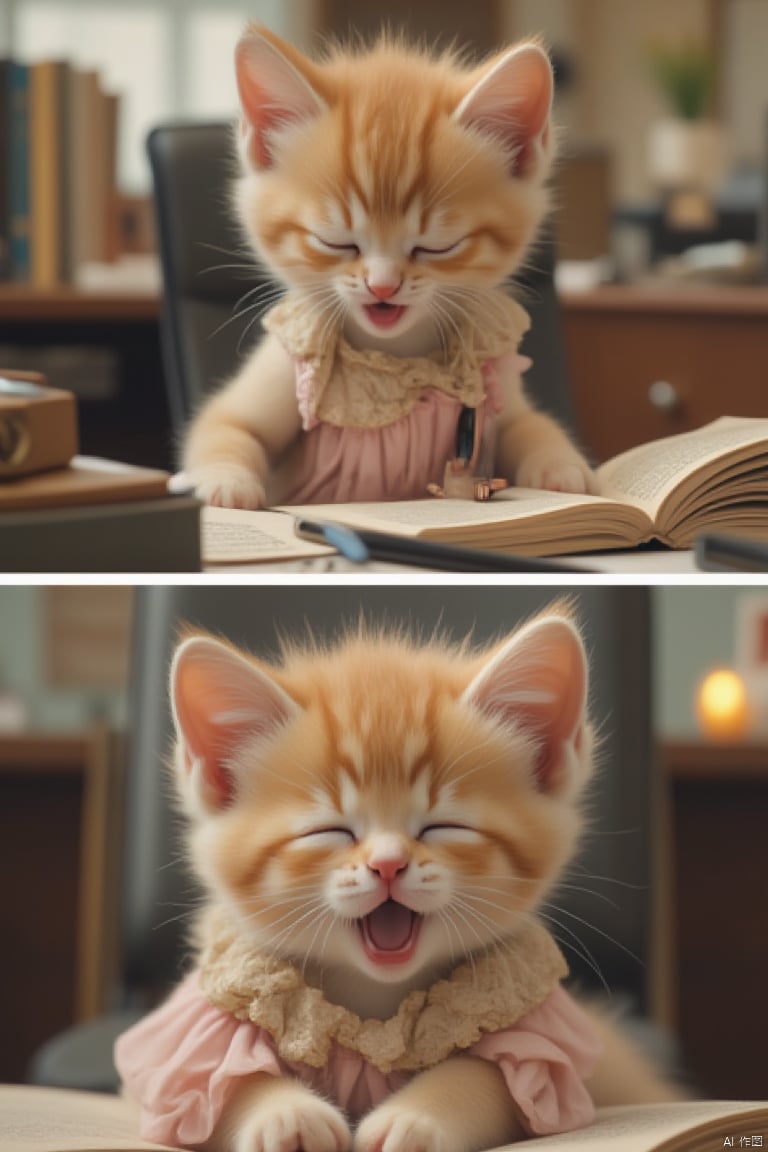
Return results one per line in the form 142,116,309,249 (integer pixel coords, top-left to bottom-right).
655,741,768,1099
561,286,768,463
0,730,122,1083
0,287,172,470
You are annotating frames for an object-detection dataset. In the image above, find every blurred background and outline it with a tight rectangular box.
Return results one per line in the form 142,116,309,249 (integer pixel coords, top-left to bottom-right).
0,0,767,469
1,584,767,1100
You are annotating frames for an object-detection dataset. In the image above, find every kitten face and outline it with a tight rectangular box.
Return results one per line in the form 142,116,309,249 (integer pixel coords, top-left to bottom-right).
233,27,555,346
171,614,592,997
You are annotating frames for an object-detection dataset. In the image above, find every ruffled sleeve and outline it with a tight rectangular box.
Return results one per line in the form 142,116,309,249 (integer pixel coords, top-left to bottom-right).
114,973,285,1147
469,985,601,1137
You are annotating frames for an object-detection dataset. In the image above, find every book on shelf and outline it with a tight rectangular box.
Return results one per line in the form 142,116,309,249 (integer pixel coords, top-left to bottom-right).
0,457,201,572
202,416,768,565
30,60,68,286
1,1085,767,1152
0,59,10,281
7,60,31,282
2,56,118,285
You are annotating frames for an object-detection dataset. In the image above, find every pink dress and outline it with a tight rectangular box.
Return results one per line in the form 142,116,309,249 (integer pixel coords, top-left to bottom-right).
261,292,532,504
115,975,600,1148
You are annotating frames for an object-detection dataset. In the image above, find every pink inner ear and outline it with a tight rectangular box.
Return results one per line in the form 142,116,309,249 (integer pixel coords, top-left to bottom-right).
171,639,299,811
456,45,553,178
235,33,324,170
237,76,309,169
174,660,244,808
464,618,587,793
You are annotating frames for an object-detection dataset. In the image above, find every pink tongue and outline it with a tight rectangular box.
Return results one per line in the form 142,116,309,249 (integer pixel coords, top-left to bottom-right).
367,902,414,951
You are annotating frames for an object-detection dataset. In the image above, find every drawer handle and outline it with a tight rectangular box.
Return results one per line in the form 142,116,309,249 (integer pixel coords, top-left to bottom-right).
648,380,681,413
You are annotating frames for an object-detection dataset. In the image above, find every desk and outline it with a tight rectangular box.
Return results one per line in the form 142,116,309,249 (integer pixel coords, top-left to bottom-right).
206,550,699,575
655,741,768,1098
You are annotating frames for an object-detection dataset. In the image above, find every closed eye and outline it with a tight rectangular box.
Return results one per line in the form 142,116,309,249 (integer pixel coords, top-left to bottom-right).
411,240,466,260
310,234,361,258
295,827,357,849
419,823,483,845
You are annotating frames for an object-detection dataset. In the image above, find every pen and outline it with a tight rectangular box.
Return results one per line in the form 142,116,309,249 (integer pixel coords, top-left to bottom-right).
295,518,370,563
294,518,592,573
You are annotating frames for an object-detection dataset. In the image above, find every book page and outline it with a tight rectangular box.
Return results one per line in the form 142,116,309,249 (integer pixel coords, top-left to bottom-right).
598,416,768,520
0,1085,174,1152
284,490,606,535
2,1086,765,1152
281,490,651,555
202,507,332,565
285,486,658,552
502,1102,768,1152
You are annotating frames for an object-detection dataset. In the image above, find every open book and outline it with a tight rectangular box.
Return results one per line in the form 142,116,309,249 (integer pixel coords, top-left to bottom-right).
1,1086,767,1152
202,416,768,564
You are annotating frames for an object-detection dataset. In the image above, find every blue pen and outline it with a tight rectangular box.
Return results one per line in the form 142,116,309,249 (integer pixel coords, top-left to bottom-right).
294,519,370,564
294,518,590,572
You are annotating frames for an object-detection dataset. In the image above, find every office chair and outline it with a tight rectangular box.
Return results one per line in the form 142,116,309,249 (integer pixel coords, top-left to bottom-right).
146,121,578,444
28,585,664,1092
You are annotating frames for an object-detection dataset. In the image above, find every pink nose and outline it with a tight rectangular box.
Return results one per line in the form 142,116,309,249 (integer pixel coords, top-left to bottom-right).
366,279,401,301
368,854,408,882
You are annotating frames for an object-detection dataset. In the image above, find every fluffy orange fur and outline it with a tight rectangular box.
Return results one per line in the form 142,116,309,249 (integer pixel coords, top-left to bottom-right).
165,610,680,1152
234,29,551,289
178,621,587,959
182,26,598,510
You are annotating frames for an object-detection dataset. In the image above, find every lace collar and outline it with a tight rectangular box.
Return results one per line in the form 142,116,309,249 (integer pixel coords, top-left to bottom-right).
196,907,567,1074
262,290,530,430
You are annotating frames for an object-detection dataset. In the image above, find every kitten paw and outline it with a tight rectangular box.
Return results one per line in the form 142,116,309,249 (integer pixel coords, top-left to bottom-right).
355,1106,449,1152
188,464,268,510
236,1096,351,1152
515,453,599,496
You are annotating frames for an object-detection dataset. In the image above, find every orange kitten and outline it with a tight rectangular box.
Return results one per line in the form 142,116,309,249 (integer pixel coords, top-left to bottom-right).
182,26,597,509
115,611,678,1152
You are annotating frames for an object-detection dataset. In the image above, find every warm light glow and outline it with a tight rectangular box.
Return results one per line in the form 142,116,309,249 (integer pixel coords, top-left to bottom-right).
696,668,750,739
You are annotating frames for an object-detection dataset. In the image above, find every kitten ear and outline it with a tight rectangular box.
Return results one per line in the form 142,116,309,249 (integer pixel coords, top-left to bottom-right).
455,42,554,179
170,635,299,812
463,615,590,795
235,24,326,170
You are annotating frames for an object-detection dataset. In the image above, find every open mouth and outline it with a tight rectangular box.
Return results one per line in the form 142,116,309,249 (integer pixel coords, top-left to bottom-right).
358,900,422,965
363,302,407,330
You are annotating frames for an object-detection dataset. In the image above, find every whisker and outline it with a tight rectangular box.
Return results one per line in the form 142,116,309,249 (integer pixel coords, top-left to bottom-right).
435,907,460,966
300,909,335,978
264,898,330,951
533,909,611,995
540,901,643,968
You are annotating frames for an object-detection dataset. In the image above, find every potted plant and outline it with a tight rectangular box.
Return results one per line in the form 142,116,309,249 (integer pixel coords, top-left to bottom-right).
647,41,725,193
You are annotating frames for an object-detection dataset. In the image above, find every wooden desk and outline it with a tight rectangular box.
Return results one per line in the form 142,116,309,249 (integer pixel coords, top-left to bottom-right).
656,741,768,1098
0,730,121,1083
561,285,768,463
